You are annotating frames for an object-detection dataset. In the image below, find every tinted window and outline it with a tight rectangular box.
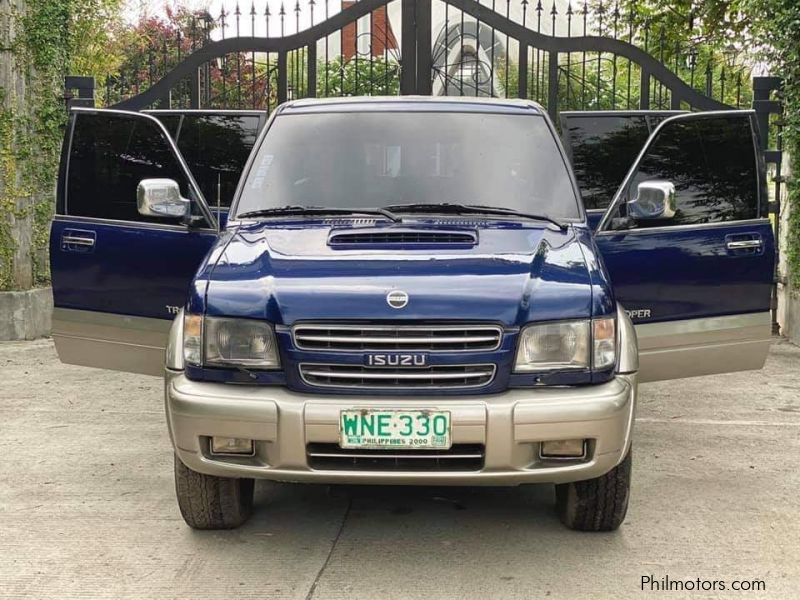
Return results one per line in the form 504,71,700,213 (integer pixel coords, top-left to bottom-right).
155,114,182,137
66,113,189,222
236,111,580,220
170,114,261,208
622,115,758,226
563,115,651,210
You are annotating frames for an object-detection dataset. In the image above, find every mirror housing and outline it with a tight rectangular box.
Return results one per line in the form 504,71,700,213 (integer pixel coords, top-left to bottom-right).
137,179,189,219
627,180,676,221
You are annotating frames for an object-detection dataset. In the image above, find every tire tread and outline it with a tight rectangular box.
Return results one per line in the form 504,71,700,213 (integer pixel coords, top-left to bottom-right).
174,455,254,530
556,450,631,532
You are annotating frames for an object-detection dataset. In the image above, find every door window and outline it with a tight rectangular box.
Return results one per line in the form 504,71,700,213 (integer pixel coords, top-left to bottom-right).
66,112,191,223
562,115,651,210
159,114,262,209
606,114,760,228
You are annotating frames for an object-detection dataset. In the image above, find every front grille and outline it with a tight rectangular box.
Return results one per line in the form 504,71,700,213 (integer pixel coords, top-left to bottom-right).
307,443,485,471
292,324,503,352
299,363,496,389
328,229,477,246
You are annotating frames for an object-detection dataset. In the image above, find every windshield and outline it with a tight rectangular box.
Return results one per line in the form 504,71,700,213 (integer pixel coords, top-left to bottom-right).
235,110,580,220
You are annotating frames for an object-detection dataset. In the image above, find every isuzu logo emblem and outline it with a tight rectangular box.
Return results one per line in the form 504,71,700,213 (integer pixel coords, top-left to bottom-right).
386,290,409,309
365,353,427,367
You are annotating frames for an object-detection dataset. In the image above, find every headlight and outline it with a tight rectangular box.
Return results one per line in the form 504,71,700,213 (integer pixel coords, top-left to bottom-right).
183,314,279,369
514,317,616,372
515,320,590,371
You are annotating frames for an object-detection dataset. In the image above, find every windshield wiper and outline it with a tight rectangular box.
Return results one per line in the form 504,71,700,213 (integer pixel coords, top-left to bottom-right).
237,205,401,222
384,203,567,230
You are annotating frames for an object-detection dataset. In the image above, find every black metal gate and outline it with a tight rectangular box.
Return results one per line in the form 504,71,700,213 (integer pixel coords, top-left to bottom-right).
84,0,756,116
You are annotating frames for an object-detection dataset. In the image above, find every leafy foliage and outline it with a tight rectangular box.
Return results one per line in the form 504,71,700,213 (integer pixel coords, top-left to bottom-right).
0,0,123,290
743,0,800,287
317,56,401,97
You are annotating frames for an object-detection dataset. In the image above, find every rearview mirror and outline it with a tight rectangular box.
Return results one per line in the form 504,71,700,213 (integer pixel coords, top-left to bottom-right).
137,179,189,218
627,180,676,221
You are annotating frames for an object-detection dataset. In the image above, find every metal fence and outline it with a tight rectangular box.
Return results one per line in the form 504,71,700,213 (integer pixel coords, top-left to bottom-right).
94,0,752,118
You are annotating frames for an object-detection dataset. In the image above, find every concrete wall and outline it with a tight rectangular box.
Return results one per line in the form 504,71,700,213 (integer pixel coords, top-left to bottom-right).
0,287,51,340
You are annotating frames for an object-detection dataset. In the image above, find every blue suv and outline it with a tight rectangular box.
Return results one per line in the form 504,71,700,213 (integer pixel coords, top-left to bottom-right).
50,97,774,531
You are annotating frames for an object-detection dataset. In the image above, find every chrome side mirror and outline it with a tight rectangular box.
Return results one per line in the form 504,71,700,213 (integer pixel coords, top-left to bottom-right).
137,179,189,218
627,180,676,221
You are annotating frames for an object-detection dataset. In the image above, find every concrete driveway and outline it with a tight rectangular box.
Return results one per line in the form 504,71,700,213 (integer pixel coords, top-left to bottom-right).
1,339,798,599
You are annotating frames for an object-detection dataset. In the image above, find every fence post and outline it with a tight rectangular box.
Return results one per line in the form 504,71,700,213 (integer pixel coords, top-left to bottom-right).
415,0,432,95
547,50,558,120
753,76,784,334
307,43,317,98
639,70,650,109
64,76,95,109
277,51,288,103
400,0,417,94
190,70,201,108
518,44,528,99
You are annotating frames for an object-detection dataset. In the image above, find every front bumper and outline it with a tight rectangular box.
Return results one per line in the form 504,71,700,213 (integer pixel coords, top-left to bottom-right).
165,371,636,486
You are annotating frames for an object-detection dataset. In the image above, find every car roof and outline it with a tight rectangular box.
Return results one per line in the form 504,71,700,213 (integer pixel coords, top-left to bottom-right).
279,96,544,115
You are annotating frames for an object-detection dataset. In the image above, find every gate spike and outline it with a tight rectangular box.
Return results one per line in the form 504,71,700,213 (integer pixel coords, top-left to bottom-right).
235,3,241,37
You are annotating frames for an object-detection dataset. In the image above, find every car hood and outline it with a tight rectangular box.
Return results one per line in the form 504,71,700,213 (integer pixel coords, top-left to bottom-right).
200,220,600,327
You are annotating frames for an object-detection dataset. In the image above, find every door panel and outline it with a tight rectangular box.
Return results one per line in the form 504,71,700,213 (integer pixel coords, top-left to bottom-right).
595,111,774,382
50,109,219,376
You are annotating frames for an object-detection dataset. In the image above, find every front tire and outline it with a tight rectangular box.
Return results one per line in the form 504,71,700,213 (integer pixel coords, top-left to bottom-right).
555,449,631,532
174,455,255,530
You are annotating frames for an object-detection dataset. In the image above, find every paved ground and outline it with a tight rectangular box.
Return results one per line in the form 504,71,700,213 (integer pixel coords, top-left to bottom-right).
1,339,799,599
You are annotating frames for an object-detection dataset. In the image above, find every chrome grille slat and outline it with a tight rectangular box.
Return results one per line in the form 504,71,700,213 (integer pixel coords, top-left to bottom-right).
297,334,499,345
292,324,502,352
299,363,496,389
307,452,484,459
307,443,485,471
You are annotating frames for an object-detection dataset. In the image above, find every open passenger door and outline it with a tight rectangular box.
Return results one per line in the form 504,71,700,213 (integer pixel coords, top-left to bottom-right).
50,109,220,376
595,111,774,382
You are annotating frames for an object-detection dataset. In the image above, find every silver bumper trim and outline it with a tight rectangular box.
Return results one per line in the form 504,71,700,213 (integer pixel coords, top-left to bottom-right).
166,371,636,486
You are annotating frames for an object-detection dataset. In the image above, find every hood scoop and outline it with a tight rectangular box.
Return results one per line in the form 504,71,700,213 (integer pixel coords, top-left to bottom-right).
327,227,478,248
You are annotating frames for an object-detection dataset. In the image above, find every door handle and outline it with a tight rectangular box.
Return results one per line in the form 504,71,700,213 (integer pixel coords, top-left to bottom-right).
726,239,763,250
61,229,96,253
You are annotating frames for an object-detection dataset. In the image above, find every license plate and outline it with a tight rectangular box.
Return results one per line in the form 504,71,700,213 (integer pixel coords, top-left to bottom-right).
339,409,451,450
